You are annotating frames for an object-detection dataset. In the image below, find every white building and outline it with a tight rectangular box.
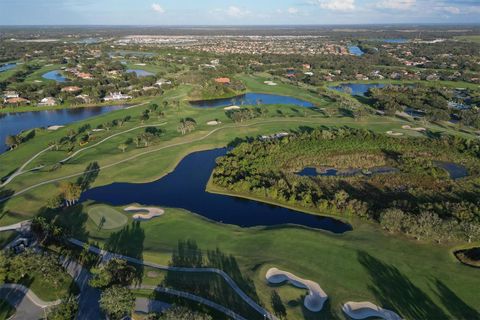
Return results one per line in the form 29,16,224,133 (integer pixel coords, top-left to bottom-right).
103,92,132,102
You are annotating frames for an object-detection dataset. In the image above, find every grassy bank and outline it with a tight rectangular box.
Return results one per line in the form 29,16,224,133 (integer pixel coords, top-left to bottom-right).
59,203,480,319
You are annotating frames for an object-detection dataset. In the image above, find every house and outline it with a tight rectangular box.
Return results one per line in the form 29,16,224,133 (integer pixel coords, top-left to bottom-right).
77,72,93,80
103,92,132,102
155,79,172,87
3,91,19,99
61,86,81,93
302,64,311,70
38,97,57,107
214,77,231,85
75,94,91,104
5,97,30,105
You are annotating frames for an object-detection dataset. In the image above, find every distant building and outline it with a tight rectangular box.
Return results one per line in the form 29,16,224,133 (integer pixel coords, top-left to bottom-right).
3,91,19,99
61,86,82,93
103,92,132,102
77,72,93,80
5,97,30,105
38,97,57,106
214,77,231,85
75,94,91,104
155,79,172,87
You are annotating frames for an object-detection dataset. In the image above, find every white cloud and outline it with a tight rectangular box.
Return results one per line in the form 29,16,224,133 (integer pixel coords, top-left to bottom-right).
287,7,300,14
151,3,165,13
438,6,461,14
376,0,415,10
225,6,250,17
316,0,355,11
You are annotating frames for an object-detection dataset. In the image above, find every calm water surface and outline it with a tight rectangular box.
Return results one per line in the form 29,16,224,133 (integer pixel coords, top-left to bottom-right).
126,69,155,77
0,63,17,72
329,83,386,96
190,93,314,108
81,148,352,233
0,105,127,154
42,70,69,83
348,46,365,56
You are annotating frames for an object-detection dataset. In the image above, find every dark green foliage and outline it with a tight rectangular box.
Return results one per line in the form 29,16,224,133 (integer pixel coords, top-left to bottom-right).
213,127,480,243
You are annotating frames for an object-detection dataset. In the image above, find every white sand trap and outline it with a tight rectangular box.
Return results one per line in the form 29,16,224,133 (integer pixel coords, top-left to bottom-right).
135,63,147,66
92,129,105,132
207,120,221,126
342,301,402,320
386,131,404,136
264,81,278,86
401,125,426,132
224,106,241,110
47,125,64,131
124,206,165,221
266,268,328,312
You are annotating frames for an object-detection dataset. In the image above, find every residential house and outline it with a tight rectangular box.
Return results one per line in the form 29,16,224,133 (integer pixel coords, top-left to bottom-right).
38,97,57,107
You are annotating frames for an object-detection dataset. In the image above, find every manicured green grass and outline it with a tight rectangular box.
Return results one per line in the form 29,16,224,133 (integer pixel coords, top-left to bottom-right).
62,204,480,320
454,35,480,44
0,231,17,249
87,205,128,230
0,300,14,320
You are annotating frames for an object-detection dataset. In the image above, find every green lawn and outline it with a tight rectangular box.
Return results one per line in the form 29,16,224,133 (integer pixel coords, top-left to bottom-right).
87,204,128,230
59,204,480,320
454,35,480,44
0,300,14,320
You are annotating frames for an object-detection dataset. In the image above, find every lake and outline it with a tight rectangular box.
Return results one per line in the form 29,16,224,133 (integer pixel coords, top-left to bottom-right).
435,161,468,180
126,69,155,77
348,46,365,56
329,83,386,96
0,105,127,154
42,70,69,83
0,63,17,72
80,148,352,233
190,93,315,108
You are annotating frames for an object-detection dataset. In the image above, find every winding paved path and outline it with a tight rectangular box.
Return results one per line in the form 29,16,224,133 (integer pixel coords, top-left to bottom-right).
0,284,60,320
68,238,277,320
0,146,53,188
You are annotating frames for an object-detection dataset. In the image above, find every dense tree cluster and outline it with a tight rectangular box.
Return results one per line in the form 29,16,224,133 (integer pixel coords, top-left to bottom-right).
212,127,480,243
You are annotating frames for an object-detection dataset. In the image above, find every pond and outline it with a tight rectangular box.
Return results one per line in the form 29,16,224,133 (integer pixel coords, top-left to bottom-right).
435,161,468,180
0,63,17,72
0,105,128,154
297,167,398,177
42,70,69,83
348,46,365,56
329,83,386,96
190,93,315,108
126,69,155,77
80,148,352,233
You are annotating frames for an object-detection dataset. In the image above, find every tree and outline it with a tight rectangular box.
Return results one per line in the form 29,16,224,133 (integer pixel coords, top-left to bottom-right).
177,118,196,135
271,290,287,319
90,258,136,288
118,143,128,153
5,135,20,150
460,221,480,243
48,296,79,320
380,208,405,233
159,306,212,320
100,286,134,320
60,182,82,206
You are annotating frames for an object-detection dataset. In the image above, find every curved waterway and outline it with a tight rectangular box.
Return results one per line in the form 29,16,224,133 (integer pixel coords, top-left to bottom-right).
0,105,127,154
81,148,352,233
190,93,314,108
42,70,69,83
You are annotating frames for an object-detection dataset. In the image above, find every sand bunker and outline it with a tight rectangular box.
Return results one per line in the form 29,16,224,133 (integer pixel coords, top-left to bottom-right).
342,301,402,320
266,268,328,312
402,125,427,132
224,106,241,110
207,120,221,126
47,125,64,131
124,206,165,221
264,81,278,86
386,131,404,136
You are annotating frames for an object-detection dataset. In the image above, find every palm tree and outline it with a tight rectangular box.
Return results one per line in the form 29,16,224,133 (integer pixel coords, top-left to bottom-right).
5,135,20,150
118,143,128,153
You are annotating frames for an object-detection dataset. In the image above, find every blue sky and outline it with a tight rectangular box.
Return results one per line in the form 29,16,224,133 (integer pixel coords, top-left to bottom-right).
1,0,479,25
